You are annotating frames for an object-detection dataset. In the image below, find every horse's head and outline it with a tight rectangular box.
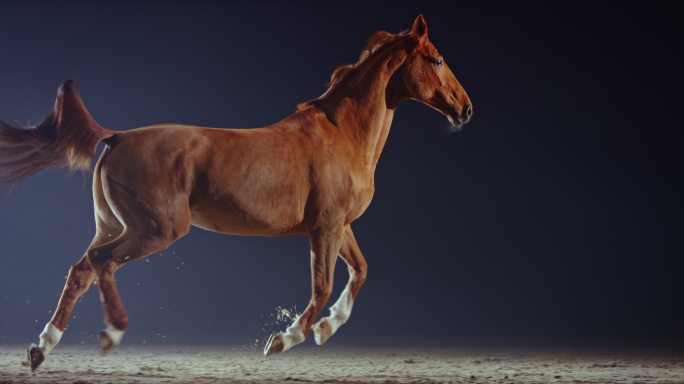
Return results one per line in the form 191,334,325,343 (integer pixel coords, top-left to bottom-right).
396,15,473,130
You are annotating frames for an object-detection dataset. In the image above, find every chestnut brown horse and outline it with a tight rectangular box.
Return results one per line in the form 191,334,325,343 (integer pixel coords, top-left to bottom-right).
0,15,471,370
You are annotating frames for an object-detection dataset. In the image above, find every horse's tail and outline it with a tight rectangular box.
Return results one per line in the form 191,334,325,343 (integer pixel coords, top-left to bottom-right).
0,80,112,185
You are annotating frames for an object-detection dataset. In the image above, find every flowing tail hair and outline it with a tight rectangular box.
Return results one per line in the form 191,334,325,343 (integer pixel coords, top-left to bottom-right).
0,80,112,185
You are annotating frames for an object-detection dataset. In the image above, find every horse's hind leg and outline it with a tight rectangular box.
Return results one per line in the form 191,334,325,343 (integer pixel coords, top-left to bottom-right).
27,154,123,370
87,225,190,352
312,225,367,345
87,176,192,352
264,226,344,356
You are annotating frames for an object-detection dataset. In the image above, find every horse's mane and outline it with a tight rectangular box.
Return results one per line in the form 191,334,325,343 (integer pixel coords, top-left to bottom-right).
297,30,408,111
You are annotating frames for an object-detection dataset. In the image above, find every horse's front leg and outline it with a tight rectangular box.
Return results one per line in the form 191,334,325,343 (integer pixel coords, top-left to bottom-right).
264,227,344,356
312,225,367,345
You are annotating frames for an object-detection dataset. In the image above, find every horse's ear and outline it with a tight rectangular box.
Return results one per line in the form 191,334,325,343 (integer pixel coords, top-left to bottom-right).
410,14,429,45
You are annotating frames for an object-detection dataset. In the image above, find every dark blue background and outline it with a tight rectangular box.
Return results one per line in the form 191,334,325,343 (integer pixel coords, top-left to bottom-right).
1,1,682,347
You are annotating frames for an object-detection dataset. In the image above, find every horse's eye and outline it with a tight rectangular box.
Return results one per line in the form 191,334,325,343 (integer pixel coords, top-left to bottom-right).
423,54,443,66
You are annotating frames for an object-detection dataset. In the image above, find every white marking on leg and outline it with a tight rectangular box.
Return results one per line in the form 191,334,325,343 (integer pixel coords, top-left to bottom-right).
313,285,355,345
280,317,306,352
103,323,125,346
38,322,63,355
326,286,354,333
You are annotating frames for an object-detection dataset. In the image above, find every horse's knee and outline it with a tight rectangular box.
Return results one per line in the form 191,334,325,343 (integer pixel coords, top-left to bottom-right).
359,263,368,283
352,261,368,285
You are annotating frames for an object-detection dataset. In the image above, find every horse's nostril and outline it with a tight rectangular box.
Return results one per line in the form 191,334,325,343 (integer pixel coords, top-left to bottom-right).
464,105,473,118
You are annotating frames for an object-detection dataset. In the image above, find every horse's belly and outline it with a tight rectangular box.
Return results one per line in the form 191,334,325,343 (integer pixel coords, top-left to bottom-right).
190,196,304,236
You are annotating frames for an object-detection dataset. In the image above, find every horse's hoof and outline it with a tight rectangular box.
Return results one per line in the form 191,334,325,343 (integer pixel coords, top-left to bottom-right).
99,331,115,354
312,319,333,346
25,344,45,371
263,333,284,357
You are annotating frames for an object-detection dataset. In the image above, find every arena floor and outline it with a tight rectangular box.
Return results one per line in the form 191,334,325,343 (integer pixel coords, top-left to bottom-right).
0,345,682,383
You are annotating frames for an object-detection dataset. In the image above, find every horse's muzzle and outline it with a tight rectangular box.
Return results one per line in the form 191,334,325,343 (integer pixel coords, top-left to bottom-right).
447,104,472,130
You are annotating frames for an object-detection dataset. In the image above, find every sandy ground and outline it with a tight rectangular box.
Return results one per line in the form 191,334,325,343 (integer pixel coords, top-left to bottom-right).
0,345,682,384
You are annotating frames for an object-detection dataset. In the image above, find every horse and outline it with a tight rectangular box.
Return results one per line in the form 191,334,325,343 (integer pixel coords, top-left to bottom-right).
0,15,472,370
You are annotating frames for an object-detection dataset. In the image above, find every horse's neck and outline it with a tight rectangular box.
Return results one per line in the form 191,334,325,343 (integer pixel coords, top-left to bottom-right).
316,48,407,168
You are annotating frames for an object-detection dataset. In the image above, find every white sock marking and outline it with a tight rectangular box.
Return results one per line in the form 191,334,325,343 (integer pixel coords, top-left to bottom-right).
103,323,125,346
38,322,63,355
280,317,305,352
325,286,354,334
